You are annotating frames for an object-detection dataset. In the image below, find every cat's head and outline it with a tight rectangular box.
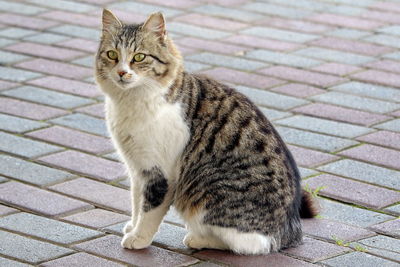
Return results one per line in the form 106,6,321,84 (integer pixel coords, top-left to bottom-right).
96,10,182,92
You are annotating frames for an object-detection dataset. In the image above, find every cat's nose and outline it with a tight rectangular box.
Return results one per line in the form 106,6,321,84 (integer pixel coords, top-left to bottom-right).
118,71,127,77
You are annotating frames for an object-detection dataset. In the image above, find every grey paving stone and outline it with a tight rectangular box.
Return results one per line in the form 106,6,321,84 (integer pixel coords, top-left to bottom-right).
102,221,126,235
352,235,400,263
187,52,267,71
322,252,399,267
103,152,120,162
0,204,18,216
0,212,102,244
184,61,210,73
243,2,312,18
378,25,400,36
49,113,108,137
309,91,400,114
276,115,372,138
236,86,309,110
242,27,319,43
71,56,94,67
154,223,188,252
299,167,318,178
383,51,400,60
328,5,366,16
0,66,42,82
24,0,95,13
164,207,185,227
364,34,400,49
168,23,230,40
49,25,99,40
246,50,322,68
0,230,73,264
0,257,32,267
0,38,15,48
295,47,374,65
193,5,264,22
63,209,129,229
265,0,335,10
318,159,400,190
0,176,7,183
276,126,358,152
0,50,30,64
385,204,400,216
0,131,62,158
110,1,182,17
375,119,400,132
23,33,69,44
327,29,371,39
0,27,37,39
0,0,46,15
260,107,291,121
2,86,93,109
40,252,125,267
0,113,47,133
368,219,400,239
332,82,400,103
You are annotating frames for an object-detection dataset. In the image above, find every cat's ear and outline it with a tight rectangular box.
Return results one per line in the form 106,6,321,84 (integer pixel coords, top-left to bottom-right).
102,9,122,35
143,12,166,41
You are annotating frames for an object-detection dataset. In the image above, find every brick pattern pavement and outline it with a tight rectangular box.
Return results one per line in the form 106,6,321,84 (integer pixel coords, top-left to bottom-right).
0,0,400,266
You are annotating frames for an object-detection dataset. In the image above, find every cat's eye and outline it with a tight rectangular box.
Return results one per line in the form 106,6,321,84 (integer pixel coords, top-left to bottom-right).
133,53,146,62
107,50,118,60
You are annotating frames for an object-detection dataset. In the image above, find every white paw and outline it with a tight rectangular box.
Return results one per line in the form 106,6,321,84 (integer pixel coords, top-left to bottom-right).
123,221,134,234
121,232,152,249
183,233,204,250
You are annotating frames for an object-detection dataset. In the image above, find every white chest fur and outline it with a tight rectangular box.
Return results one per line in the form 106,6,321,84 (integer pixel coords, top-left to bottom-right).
105,89,190,180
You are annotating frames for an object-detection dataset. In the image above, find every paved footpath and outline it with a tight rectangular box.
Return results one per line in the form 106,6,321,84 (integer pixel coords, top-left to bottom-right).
0,0,400,266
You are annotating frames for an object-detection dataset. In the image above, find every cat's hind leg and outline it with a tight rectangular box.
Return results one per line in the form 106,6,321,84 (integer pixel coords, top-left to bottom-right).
183,232,228,250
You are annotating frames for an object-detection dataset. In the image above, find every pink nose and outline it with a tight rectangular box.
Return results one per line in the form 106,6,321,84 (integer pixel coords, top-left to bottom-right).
118,71,127,77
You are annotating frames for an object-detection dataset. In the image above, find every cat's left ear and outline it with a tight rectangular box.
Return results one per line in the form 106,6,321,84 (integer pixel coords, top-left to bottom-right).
143,12,166,41
102,9,122,35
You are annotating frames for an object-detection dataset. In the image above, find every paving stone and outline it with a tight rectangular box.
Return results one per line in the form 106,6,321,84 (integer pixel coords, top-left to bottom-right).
164,207,185,227
369,219,400,239
364,34,400,49
167,22,230,40
102,221,127,235
139,0,198,8
236,86,308,110
283,237,351,262
24,0,95,13
39,10,99,28
295,47,374,65
174,13,247,31
0,27,37,39
0,14,58,30
0,230,73,264
224,34,301,51
259,66,346,87
257,17,332,34
243,2,311,19
385,205,400,216
0,80,18,91
0,50,30,64
72,56,93,67
185,61,211,73
260,107,291,121
5,42,84,60
2,86,93,109
375,119,400,132
277,115,372,138
299,167,318,178
49,113,108,137
40,252,124,267
302,218,375,242
193,5,263,22
271,83,325,98
0,66,41,82
15,58,92,79
276,126,358,152
383,51,400,61
322,252,399,267
0,97,67,120
27,126,113,154
0,113,47,133
287,145,338,168
311,62,362,76
22,33,69,44
201,67,284,89
49,178,130,213
0,204,18,216
0,257,31,267
357,130,400,150
352,69,400,88
0,0,46,15
76,103,105,118
63,209,129,229
364,60,400,75
340,144,400,171
40,151,124,181
304,174,400,209
110,1,182,17
75,235,198,266
356,235,400,262
177,37,247,55
242,27,318,43
246,50,321,68
195,250,314,267
57,38,98,53
309,13,383,30
0,181,93,216
264,0,336,11
309,91,400,113
0,212,102,244
152,223,188,251
28,76,100,98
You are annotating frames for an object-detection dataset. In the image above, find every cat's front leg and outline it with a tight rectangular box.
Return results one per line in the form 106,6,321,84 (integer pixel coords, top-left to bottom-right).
123,173,141,234
121,166,172,249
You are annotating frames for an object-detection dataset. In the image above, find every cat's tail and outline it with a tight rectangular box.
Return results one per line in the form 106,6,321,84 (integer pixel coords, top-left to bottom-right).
299,190,318,218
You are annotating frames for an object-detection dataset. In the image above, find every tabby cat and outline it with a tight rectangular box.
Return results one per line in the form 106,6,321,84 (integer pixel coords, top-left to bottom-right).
95,9,316,255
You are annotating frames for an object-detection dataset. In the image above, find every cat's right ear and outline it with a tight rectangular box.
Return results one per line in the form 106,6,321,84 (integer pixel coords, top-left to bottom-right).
102,9,122,36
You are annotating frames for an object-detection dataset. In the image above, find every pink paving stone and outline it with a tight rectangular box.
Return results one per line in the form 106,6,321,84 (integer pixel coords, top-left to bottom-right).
195,251,314,267
283,237,350,263
0,204,18,216
41,252,125,267
27,126,113,154
304,174,400,209
0,97,67,120
76,103,105,118
364,60,400,74
259,66,346,88
302,218,375,243
368,219,400,238
90,9,147,25
357,130,400,150
28,76,100,97
0,80,18,91
0,181,93,216
5,42,85,61
176,45,198,56
224,34,302,52
75,235,198,266
392,110,400,117
16,59,92,79
174,13,248,31
308,13,384,30
201,67,284,89
360,10,400,24
339,144,400,170
140,0,199,8
39,150,125,181
257,17,333,34
373,1,400,13
0,14,59,30
50,178,130,213
287,145,338,168
78,0,115,3
292,103,390,126
62,209,129,228
57,38,98,53
309,37,393,56
199,0,250,5
39,11,99,27
176,37,249,55
311,63,362,76
271,83,325,98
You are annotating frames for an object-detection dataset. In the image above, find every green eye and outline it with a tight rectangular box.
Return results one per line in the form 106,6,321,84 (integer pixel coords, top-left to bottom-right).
133,53,146,62
106,50,118,60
